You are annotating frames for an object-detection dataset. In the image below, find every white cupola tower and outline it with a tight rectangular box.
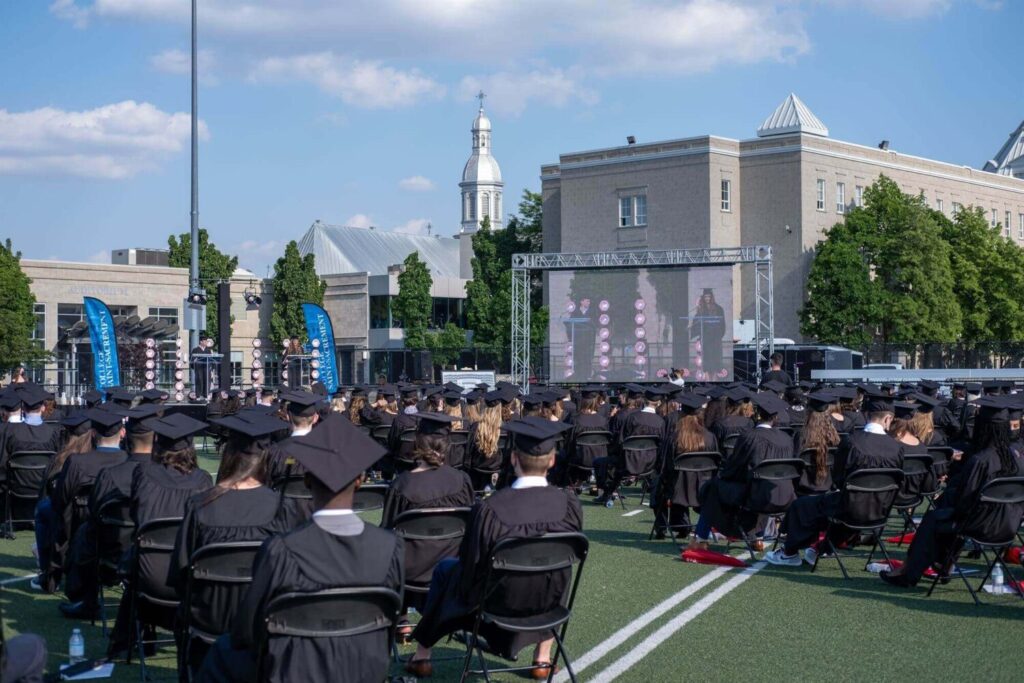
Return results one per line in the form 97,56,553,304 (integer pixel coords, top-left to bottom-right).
460,92,504,233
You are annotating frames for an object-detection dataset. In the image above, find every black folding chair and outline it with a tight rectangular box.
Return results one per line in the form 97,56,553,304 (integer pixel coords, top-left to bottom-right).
459,532,589,683
739,458,804,557
811,468,904,580
371,424,392,448
720,434,740,459
891,453,934,545
926,446,954,487
353,484,389,514
925,477,1024,606
182,541,263,680
618,435,660,509
796,447,835,497
127,517,183,681
567,431,611,491
448,430,470,471
649,451,720,546
256,587,402,680
275,474,312,501
3,451,53,537
95,498,135,636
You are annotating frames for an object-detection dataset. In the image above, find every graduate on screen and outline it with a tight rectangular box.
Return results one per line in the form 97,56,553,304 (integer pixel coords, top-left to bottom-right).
690,288,727,379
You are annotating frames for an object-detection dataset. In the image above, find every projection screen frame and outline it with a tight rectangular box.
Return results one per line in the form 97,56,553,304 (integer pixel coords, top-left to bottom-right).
510,246,774,392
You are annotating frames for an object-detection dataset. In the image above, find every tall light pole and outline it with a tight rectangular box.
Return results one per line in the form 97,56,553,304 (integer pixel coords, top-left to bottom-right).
189,0,200,353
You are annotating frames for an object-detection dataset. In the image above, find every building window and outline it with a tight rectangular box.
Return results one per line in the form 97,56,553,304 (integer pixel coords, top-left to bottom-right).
495,192,502,221
936,198,943,213
952,201,962,215
262,352,280,387
230,351,242,387
619,196,633,227
462,193,469,222
720,179,731,212
991,208,997,228
369,295,392,329
816,179,825,211
1019,213,1024,240
57,303,85,336
32,304,45,342
148,307,178,325
469,192,477,221
481,192,490,218
634,195,647,226
836,182,846,213
1005,211,1012,238
855,185,863,208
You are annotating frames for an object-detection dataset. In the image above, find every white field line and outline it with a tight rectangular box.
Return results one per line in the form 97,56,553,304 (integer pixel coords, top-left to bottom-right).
0,574,36,586
621,509,644,517
586,561,767,683
553,566,733,682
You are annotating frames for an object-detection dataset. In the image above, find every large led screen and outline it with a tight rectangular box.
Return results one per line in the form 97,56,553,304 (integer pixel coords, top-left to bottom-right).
548,266,734,383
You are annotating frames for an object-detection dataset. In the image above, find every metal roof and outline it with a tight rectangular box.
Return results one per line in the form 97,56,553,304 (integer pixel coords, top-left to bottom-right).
983,120,1024,178
297,222,463,278
757,93,829,138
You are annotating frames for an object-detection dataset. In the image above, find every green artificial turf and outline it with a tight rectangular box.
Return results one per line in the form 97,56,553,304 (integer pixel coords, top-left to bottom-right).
3,460,1021,681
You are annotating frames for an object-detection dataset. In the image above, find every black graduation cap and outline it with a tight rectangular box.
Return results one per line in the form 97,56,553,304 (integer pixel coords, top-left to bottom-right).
285,413,387,494
644,385,669,401
280,389,323,417
677,393,707,414
893,401,918,419
245,387,261,398
125,403,163,434
443,390,463,405
475,383,490,391
143,413,208,451
108,388,137,406
761,380,787,395
502,416,572,456
61,413,93,436
443,382,463,393
139,389,169,404
483,389,504,407
974,395,1011,423
982,380,1002,394
964,382,982,394
350,385,368,397
415,411,459,436
580,385,604,400
660,383,683,397
912,393,941,413
622,383,645,398
399,384,420,399
497,385,520,404
82,389,103,407
211,411,288,452
806,391,837,412
701,288,714,296
14,383,52,409
918,380,940,394
832,387,858,402
863,389,895,413
0,390,23,411
706,386,728,400
378,385,398,399
854,382,878,395
725,387,751,404
85,407,126,437
521,394,544,409
423,386,444,398
752,393,788,416
465,389,483,404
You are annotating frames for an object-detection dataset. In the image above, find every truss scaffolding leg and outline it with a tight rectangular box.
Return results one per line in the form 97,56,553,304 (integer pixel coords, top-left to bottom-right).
511,267,531,392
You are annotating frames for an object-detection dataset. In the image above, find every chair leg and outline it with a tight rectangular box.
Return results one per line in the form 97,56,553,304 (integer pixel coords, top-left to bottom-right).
550,630,577,683
829,537,850,580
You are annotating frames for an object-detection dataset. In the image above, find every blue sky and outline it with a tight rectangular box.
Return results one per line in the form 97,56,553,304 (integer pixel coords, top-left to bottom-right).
0,1,1019,276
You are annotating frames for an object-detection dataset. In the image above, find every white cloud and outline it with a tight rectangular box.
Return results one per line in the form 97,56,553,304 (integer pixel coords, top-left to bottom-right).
459,67,598,118
249,52,444,109
0,100,208,179
49,0,91,29
150,48,219,85
344,213,374,229
237,239,281,256
391,218,432,236
825,0,953,19
398,175,435,192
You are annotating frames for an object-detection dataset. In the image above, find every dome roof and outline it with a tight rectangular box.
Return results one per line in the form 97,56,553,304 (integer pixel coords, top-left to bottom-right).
473,108,492,132
462,153,502,184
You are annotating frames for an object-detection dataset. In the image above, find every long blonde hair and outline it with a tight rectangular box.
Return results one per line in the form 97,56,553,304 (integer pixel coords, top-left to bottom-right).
800,410,840,484
474,404,502,459
348,395,366,425
908,411,934,445
465,402,483,425
443,402,464,430
674,413,706,454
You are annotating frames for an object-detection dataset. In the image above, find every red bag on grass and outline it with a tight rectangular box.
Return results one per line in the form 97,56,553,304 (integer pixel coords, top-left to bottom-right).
681,548,747,567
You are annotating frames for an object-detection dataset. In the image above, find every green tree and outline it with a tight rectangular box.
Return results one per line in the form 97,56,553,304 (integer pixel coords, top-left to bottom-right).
167,228,239,341
426,322,467,373
393,251,433,349
0,239,46,373
270,241,326,348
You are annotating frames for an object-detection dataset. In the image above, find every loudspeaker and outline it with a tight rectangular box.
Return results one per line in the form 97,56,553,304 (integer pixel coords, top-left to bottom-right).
217,282,231,390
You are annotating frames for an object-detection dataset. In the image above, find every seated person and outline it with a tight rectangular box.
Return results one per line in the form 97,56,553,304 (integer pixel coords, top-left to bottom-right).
881,397,1023,587
709,388,755,446
465,392,506,491
595,387,667,504
196,413,403,682
559,387,611,487
406,416,579,680
793,392,841,496
765,391,904,566
170,409,298,677
653,393,717,539
692,393,794,551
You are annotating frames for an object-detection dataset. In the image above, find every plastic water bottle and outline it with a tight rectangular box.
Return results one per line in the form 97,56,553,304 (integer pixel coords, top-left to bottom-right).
69,628,85,664
992,564,1004,588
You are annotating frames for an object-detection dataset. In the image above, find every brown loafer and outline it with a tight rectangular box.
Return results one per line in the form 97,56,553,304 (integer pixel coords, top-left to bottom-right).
531,661,560,679
405,658,433,678
396,623,414,643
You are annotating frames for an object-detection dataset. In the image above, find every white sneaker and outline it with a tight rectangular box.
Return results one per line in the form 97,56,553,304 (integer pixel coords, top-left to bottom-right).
764,549,801,567
29,576,41,591
803,547,818,566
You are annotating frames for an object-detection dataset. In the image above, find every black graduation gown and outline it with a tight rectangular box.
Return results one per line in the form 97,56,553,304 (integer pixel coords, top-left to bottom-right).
132,462,214,528
170,486,294,674
381,466,475,588
787,405,807,428
617,410,666,475
412,486,583,658
201,521,404,683
659,428,718,507
794,433,835,495
830,414,855,435
698,426,794,538
267,437,304,484
0,422,60,483
465,423,505,490
710,415,754,448
898,446,1023,582
564,413,611,470
385,412,419,474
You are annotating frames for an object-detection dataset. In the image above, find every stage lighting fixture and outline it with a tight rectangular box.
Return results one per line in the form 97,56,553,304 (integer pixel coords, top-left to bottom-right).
243,289,262,307
626,135,636,145
187,291,207,305
879,140,890,150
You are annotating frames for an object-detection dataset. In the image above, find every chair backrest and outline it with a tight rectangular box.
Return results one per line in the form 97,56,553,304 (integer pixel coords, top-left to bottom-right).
481,532,589,620
721,433,740,458
276,474,312,500
898,453,936,502
672,450,721,474
260,587,401,660
746,458,804,513
797,447,835,469
447,430,469,470
370,424,392,443
448,430,470,447
621,435,660,476
399,429,417,444
5,452,53,517
95,497,135,571
186,541,264,639
353,484,388,513
959,477,1024,545
571,430,611,472
750,458,804,482
926,446,953,478
392,507,472,587
497,433,509,452
837,467,904,527
134,517,184,607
